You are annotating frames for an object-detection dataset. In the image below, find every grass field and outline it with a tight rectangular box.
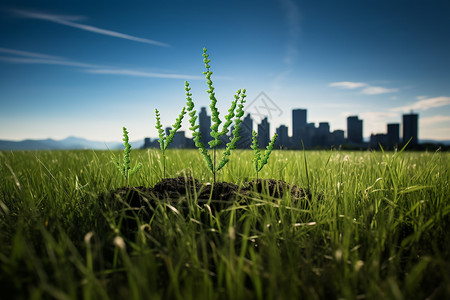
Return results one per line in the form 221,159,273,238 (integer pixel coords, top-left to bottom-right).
0,149,449,299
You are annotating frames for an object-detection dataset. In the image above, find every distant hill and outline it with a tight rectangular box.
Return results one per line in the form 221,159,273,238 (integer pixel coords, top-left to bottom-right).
0,136,144,151
419,139,450,146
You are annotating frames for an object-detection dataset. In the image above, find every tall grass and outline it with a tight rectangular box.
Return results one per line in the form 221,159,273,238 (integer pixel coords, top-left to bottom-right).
0,149,449,299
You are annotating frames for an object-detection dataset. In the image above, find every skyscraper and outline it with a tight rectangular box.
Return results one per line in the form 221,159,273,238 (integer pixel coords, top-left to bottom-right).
236,113,253,149
292,109,307,148
402,113,418,145
317,122,330,146
276,125,289,148
347,116,363,144
387,123,400,147
199,107,212,148
257,117,270,148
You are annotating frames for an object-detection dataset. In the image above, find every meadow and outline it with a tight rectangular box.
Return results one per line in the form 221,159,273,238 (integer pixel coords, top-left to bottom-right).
0,149,449,299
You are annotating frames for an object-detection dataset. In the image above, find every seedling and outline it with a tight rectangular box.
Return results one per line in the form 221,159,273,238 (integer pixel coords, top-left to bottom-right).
185,48,247,183
111,127,142,187
251,130,278,182
155,106,186,178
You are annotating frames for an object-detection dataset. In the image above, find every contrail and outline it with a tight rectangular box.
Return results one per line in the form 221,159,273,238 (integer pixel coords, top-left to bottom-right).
12,9,170,47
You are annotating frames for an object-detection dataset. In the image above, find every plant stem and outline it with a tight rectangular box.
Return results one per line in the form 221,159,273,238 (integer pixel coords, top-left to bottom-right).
213,147,216,183
163,152,166,179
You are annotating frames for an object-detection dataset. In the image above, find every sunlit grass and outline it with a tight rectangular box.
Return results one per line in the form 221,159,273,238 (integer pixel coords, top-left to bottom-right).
0,149,449,299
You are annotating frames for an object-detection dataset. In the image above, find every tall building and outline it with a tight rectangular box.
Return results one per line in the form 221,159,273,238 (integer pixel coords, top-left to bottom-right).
347,116,363,144
317,122,330,146
402,113,418,145
276,125,290,148
292,109,307,148
257,117,270,148
143,137,151,148
236,113,253,149
387,123,400,148
199,107,212,148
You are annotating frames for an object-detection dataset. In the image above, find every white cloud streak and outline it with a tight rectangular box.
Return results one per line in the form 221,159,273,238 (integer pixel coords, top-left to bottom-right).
391,96,450,112
86,68,204,80
0,56,103,68
0,47,63,60
361,86,399,95
329,81,367,89
11,9,170,47
420,115,450,126
329,81,398,95
0,48,204,80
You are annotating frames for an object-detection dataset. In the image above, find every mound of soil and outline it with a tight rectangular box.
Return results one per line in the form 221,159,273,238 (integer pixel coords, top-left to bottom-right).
103,176,312,236
153,176,200,199
106,177,311,209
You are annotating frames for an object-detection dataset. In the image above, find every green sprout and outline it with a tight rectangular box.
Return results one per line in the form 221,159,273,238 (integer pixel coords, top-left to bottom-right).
251,130,278,182
111,127,142,187
155,106,186,178
185,48,247,183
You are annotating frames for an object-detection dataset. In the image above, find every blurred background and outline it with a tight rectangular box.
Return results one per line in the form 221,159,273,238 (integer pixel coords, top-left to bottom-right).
0,0,449,149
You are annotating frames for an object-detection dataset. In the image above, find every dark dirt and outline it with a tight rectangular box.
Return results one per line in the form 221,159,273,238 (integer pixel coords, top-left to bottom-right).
105,176,312,209
102,176,313,236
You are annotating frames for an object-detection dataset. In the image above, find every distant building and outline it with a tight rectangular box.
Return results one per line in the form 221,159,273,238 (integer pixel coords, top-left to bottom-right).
199,107,212,148
236,113,253,149
387,123,400,148
369,133,388,149
402,113,418,145
275,125,290,148
347,116,363,144
292,109,307,148
303,123,316,148
165,127,171,137
171,131,187,148
316,122,330,147
143,137,152,148
331,130,345,146
141,137,160,149
368,123,400,149
257,117,270,148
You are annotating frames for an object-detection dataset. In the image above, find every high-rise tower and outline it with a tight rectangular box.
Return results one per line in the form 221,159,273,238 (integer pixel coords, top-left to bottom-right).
402,113,418,145
347,116,363,144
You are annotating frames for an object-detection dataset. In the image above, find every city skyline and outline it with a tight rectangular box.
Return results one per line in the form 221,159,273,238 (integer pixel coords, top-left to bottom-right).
1,1,449,142
142,106,419,150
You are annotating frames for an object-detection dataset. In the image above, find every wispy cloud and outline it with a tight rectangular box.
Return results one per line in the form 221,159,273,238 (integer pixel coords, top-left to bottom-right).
391,96,450,112
361,86,399,95
11,9,170,47
0,56,103,68
0,47,63,60
420,115,450,126
0,48,204,80
329,81,398,95
86,68,204,80
329,81,367,89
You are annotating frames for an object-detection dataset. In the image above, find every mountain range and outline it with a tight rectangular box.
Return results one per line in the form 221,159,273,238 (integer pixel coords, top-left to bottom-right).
0,136,145,151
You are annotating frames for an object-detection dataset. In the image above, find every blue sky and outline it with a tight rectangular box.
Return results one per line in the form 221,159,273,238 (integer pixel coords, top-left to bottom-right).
1,0,449,142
